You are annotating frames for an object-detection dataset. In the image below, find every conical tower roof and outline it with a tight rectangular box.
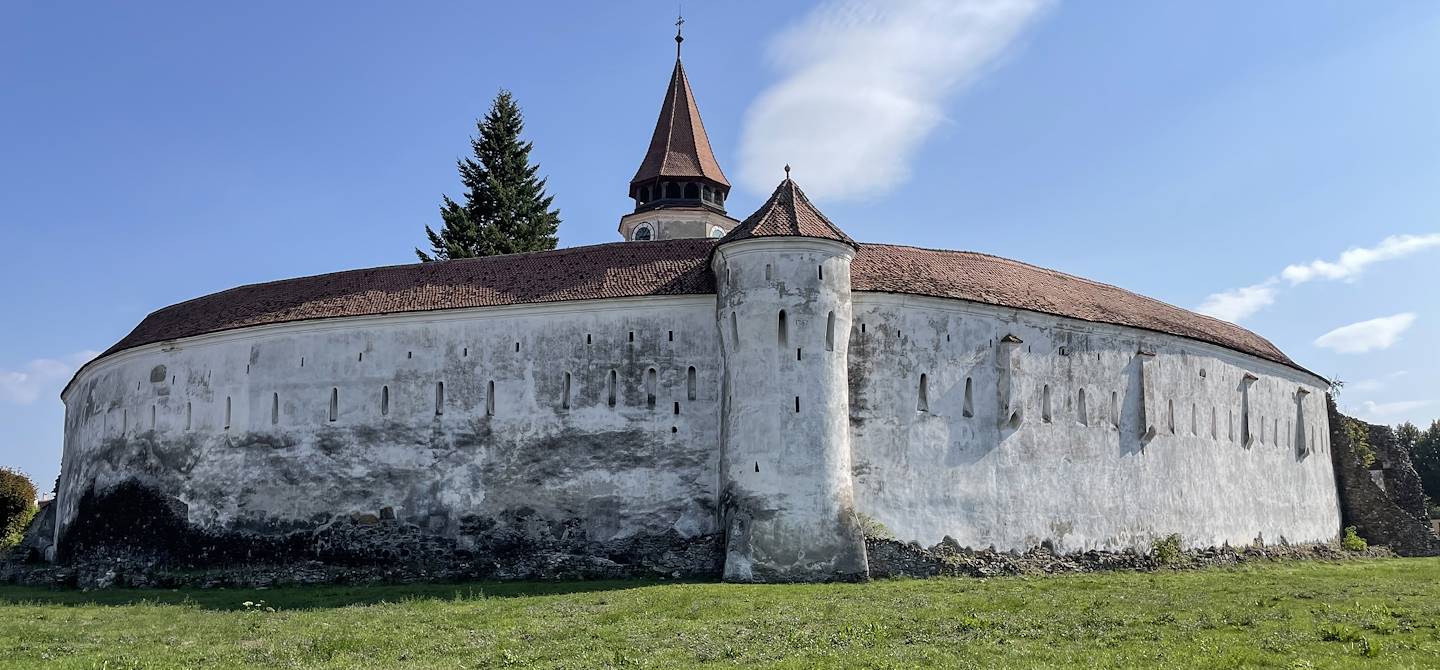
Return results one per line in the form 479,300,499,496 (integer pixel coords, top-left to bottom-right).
629,58,730,188
718,175,856,248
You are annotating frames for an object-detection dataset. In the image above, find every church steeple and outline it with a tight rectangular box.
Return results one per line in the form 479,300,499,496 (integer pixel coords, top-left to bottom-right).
628,20,730,215
618,20,738,242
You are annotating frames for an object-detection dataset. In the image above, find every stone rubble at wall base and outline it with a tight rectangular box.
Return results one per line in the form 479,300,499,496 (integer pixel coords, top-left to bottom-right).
864,537,1391,579
1,539,1392,591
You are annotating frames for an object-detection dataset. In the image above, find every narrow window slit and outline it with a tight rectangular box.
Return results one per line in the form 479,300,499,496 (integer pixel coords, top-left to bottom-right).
778,310,788,348
1077,388,1088,426
562,372,572,410
917,374,929,413
607,370,618,407
486,381,495,416
794,396,800,413
329,388,338,422
962,377,974,418
435,382,445,415
645,368,657,409
1042,385,1052,423
272,393,279,425
825,312,835,351
673,401,680,415
686,366,697,401
381,386,390,416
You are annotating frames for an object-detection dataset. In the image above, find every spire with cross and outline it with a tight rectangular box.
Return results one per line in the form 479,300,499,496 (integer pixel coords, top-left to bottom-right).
675,10,685,59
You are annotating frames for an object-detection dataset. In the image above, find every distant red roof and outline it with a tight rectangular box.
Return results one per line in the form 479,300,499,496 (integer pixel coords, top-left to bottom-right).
629,59,729,188
717,178,857,249
91,239,1307,377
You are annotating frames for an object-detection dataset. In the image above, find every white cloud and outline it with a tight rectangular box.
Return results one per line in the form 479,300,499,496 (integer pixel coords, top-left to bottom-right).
1196,280,1278,322
1347,370,1409,393
1282,233,1440,285
1354,399,1430,421
1314,313,1416,354
0,351,99,405
736,0,1051,201
1197,232,1440,322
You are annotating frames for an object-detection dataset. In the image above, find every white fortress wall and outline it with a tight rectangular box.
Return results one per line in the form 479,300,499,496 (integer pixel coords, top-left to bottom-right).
56,295,724,554
846,293,1340,552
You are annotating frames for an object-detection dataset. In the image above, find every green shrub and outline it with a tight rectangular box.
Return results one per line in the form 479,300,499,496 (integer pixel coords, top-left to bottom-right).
1345,420,1377,468
1152,533,1185,566
0,468,38,550
1341,526,1368,552
855,513,896,541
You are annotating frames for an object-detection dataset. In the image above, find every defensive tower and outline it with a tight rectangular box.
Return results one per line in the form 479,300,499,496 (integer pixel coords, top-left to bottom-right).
711,173,869,582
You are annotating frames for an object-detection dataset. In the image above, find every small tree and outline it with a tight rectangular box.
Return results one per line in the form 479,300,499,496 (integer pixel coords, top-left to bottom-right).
1412,419,1440,505
0,468,37,550
417,90,561,261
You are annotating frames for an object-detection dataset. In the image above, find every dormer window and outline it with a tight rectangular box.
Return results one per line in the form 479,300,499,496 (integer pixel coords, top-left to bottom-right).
634,223,654,241
709,227,724,239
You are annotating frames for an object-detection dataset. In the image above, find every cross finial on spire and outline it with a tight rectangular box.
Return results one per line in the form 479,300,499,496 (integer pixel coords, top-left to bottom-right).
675,8,685,59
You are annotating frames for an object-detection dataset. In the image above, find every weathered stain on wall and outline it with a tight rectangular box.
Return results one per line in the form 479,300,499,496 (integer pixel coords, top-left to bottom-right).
55,296,724,576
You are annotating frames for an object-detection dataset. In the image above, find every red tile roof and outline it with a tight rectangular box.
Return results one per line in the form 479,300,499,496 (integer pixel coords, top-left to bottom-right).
92,240,1309,378
717,178,857,248
850,244,1303,371
97,239,717,359
629,59,729,188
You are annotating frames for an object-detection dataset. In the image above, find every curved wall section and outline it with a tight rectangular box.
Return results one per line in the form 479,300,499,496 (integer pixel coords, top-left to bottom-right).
55,296,724,577
846,294,1340,552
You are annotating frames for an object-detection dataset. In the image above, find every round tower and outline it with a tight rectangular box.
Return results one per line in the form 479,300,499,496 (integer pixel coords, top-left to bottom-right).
711,175,868,582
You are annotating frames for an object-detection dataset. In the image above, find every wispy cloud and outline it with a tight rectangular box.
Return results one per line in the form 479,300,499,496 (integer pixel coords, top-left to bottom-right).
0,351,98,405
1348,370,1409,393
1353,399,1430,421
1197,233,1440,323
737,0,1051,201
1314,313,1416,354
1282,233,1440,285
1195,280,1279,323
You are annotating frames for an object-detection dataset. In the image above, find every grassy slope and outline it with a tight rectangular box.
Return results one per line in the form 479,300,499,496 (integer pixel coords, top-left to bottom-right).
0,559,1437,669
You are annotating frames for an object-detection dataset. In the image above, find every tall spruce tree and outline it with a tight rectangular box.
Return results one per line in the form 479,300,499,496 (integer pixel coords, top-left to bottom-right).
417,90,561,261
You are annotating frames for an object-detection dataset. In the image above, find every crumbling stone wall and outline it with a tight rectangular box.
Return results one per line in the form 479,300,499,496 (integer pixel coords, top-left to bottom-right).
1365,422,1430,522
1327,394,1440,557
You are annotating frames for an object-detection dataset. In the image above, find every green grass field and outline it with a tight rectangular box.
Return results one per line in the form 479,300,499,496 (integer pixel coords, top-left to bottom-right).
1,559,1436,669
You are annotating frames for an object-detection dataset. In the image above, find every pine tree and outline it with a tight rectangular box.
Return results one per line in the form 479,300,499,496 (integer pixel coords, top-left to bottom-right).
417,91,561,261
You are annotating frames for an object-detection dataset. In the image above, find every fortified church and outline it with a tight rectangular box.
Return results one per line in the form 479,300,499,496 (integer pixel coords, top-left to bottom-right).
39,29,1342,582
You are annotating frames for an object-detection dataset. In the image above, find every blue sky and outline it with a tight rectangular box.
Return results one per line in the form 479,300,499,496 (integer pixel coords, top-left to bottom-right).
2,1,1437,487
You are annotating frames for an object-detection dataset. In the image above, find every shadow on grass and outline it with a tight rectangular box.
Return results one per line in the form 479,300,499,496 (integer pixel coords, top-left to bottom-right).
0,578,702,611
